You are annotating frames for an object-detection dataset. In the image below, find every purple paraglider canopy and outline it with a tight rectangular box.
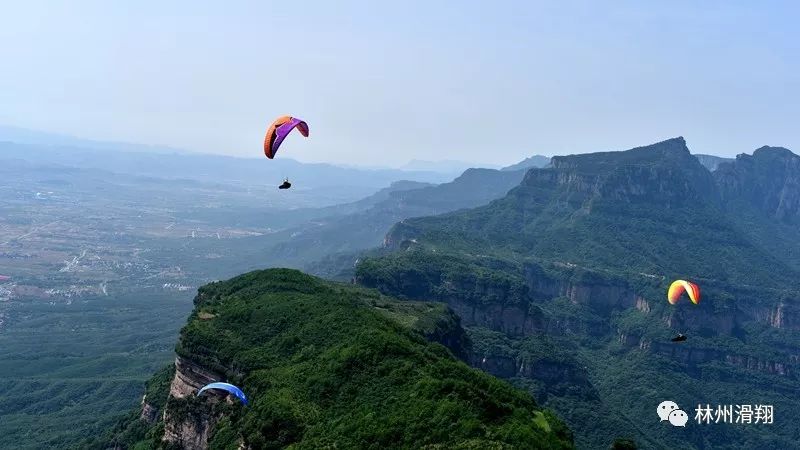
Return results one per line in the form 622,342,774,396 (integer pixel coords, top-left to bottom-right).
263,115,309,159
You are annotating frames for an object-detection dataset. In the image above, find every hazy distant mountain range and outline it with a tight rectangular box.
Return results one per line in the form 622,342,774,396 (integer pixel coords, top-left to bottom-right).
501,154,551,171
400,159,501,173
0,125,191,155
0,127,456,208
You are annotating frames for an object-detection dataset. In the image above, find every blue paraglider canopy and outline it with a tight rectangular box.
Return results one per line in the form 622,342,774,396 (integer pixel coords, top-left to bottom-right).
197,382,248,405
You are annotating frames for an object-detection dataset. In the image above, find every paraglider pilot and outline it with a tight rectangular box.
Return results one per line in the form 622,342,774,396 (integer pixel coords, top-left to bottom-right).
263,115,308,191
671,333,687,342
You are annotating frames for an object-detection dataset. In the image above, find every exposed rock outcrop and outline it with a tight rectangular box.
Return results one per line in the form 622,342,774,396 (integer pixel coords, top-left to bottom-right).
527,137,720,208
649,342,791,377
715,146,800,222
420,307,473,361
140,397,159,424
162,412,215,450
160,356,225,450
169,356,222,399
525,265,639,311
470,352,594,401
446,298,546,337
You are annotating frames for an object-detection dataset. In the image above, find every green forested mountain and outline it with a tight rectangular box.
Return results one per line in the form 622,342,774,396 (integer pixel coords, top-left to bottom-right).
356,138,800,449
92,269,573,449
379,137,795,286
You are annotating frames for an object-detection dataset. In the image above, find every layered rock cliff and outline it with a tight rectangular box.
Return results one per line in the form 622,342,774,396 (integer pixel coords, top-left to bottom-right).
160,356,224,449
715,146,800,222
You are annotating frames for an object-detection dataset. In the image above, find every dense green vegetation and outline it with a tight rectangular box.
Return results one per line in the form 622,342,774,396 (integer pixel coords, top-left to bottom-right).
97,269,573,449
0,290,192,450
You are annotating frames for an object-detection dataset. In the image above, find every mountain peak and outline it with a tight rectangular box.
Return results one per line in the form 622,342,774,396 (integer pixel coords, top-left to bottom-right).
615,136,690,156
502,155,551,172
549,137,693,174
716,145,800,222
752,145,797,159
502,137,721,213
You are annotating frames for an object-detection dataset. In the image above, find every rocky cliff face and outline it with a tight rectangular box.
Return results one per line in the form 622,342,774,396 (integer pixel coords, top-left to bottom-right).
162,412,215,450
442,267,634,338
715,146,800,222
766,302,800,330
446,296,546,337
537,137,719,207
472,353,590,390
525,265,638,311
643,341,792,377
382,220,419,251
418,307,473,361
159,356,225,450
168,356,221,400
366,254,800,378
139,397,159,424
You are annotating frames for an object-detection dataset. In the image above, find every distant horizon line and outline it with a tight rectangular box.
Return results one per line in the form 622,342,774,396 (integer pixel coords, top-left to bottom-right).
0,123,540,170
3,123,784,170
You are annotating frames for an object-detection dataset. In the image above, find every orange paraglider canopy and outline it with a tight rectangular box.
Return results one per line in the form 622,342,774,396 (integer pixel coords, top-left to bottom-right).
667,280,701,305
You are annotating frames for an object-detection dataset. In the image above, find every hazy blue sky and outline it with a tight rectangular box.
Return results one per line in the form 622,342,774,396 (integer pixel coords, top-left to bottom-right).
1,1,798,166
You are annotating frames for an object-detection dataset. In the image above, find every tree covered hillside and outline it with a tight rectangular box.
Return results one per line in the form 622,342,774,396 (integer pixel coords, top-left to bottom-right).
93,269,573,449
